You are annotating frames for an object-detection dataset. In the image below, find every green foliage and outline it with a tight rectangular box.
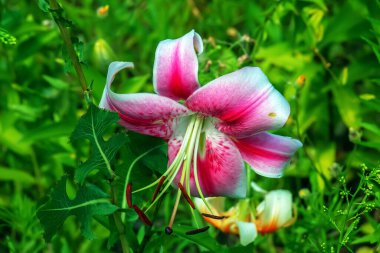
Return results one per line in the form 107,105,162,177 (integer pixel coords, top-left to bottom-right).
70,104,126,184
36,176,118,241
0,28,16,45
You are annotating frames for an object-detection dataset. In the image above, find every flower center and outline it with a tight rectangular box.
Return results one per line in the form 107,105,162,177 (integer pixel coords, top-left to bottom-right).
131,114,215,233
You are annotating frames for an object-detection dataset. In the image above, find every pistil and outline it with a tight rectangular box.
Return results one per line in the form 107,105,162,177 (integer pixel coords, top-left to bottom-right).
165,189,182,234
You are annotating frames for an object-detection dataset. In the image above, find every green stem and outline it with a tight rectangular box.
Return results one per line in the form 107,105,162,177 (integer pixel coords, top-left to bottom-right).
111,184,130,253
47,0,88,93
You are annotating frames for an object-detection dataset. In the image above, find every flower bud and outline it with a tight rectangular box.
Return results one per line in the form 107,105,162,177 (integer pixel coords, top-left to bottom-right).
93,38,116,69
97,5,109,18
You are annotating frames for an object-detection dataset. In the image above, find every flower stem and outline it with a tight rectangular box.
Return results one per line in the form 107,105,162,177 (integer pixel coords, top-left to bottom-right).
47,0,88,94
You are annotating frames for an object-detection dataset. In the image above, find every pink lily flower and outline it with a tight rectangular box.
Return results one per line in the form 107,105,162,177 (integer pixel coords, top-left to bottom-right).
99,30,301,229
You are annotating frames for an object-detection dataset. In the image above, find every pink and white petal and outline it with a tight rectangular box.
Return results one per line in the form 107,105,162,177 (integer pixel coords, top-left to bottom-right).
153,30,203,101
99,61,190,139
234,132,302,178
169,125,246,198
186,67,290,138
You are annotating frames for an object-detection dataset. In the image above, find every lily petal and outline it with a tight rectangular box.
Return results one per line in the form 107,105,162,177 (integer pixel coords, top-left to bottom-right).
153,30,203,100
169,123,246,198
186,67,290,138
234,132,302,178
256,190,293,234
237,221,257,246
100,61,190,139
194,197,240,234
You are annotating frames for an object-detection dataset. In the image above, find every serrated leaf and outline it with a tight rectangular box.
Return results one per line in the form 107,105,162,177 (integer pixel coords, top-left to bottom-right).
37,176,118,241
70,104,126,184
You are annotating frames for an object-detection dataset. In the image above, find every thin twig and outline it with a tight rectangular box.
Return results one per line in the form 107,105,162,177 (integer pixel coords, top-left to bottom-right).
47,0,87,93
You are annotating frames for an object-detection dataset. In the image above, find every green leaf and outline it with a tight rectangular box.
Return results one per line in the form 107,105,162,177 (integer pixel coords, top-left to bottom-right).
114,132,166,215
37,0,50,13
332,86,361,127
362,36,380,63
22,122,74,143
0,166,36,184
360,122,380,136
172,224,226,252
70,104,127,184
42,75,70,90
0,28,17,45
37,176,118,241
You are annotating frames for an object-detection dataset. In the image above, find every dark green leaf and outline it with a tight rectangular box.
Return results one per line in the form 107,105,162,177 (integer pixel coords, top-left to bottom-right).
70,104,127,184
37,176,118,241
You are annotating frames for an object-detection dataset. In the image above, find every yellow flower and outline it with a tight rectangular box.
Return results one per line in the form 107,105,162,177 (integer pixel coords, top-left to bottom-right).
97,5,109,17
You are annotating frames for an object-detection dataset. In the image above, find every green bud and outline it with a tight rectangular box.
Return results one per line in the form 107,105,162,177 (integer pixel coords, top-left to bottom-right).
93,38,116,69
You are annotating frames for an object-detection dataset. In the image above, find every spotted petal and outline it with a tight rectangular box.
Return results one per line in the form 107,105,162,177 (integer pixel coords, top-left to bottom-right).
186,67,290,138
234,132,302,178
100,61,190,139
169,124,246,198
153,30,203,100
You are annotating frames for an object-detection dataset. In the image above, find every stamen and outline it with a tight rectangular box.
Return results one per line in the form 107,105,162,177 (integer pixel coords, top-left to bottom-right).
185,226,210,235
126,183,132,208
165,226,173,235
133,205,152,226
151,176,166,203
177,182,195,209
192,120,213,214
201,213,226,220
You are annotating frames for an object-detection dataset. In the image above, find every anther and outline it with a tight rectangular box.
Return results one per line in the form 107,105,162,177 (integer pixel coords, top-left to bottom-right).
185,226,210,235
126,183,133,208
165,226,173,235
151,176,166,203
177,182,195,209
201,213,226,220
133,205,152,226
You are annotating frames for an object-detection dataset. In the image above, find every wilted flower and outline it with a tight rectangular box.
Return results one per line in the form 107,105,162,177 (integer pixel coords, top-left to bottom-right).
255,190,296,234
196,189,296,245
100,30,301,232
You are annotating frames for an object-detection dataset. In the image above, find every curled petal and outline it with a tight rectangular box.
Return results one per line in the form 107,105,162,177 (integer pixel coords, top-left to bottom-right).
256,190,294,234
186,67,290,138
169,124,246,198
100,61,190,139
234,132,302,178
153,30,203,100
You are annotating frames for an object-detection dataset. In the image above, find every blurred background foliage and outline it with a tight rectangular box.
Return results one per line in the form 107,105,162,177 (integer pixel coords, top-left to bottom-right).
0,0,379,252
